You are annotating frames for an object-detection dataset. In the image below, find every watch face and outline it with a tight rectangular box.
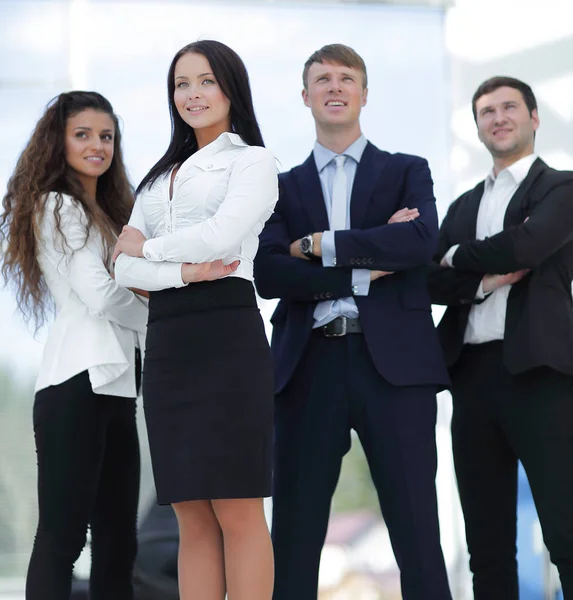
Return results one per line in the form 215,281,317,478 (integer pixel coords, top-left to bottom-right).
300,237,311,253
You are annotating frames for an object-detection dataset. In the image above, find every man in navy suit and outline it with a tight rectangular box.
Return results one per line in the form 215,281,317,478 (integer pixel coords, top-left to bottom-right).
254,44,452,600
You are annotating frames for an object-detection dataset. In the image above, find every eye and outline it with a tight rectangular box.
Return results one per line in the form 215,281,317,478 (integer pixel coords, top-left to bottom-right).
176,81,188,88
201,78,215,85
102,134,113,141
482,108,493,115
317,77,328,82
343,77,353,82
75,131,87,138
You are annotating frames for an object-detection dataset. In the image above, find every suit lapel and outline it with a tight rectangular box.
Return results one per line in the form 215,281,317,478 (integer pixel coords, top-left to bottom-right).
464,182,484,241
503,158,547,227
293,153,330,232
350,143,389,228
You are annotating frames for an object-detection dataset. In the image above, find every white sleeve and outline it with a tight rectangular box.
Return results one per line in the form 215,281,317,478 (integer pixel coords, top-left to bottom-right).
39,194,148,334
141,147,278,263
113,195,186,291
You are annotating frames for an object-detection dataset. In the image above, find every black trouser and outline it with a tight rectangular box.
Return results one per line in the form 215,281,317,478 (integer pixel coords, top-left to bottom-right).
26,370,140,600
451,341,573,600
272,331,452,600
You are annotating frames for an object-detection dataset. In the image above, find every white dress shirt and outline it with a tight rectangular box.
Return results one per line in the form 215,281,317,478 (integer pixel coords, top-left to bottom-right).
447,154,537,344
35,192,148,397
114,132,278,290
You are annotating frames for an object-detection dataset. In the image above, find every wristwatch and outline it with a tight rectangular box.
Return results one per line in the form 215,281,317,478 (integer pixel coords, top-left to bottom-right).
300,233,318,259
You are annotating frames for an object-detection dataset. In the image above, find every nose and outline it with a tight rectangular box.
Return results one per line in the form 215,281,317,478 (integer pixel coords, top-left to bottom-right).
327,78,342,93
493,108,507,125
187,84,201,100
90,136,104,152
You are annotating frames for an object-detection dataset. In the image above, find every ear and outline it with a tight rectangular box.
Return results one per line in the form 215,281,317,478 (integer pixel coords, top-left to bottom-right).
302,88,310,108
361,87,368,107
531,108,540,132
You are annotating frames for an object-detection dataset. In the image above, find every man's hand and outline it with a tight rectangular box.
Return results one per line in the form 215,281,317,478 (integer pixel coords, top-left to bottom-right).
482,269,530,293
181,260,240,284
290,239,309,260
388,207,420,224
370,270,394,281
112,226,147,262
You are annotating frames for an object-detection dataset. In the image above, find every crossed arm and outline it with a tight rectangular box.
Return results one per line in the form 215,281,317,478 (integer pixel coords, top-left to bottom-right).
429,178,573,306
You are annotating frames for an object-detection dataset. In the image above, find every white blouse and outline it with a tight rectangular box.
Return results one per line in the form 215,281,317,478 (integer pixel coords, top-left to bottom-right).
114,132,278,291
36,192,148,397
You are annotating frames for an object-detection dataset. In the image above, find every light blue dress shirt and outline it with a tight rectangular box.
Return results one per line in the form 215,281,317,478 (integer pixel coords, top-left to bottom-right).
312,135,371,328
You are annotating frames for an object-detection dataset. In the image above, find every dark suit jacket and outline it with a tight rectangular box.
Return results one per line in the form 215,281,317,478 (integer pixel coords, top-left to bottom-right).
428,158,573,376
254,142,450,394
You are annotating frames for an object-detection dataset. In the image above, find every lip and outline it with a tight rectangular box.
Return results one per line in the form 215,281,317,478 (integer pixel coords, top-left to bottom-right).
84,156,105,162
186,106,209,113
325,100,347,107
493,128,513,136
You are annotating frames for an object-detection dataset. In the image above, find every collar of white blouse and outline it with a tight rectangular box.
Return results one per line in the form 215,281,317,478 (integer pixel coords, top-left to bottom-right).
167,132,248,199
177,131,247,173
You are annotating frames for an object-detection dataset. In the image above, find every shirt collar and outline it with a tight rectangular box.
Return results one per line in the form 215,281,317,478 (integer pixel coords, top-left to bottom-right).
313,135,368,173
194,131,248,158
486,153,538,187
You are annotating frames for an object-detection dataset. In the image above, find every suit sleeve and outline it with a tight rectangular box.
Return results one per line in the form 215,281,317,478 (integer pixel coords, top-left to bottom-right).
331,157,438,271
426,198,484,306
254,185,354,303
453,178,573,274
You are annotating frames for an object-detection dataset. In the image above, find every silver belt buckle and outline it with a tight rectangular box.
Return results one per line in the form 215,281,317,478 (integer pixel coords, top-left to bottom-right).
324,316,347,337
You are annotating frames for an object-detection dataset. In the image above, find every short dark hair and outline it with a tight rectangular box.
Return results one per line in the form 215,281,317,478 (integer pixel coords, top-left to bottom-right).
302,44,367,90
472,76,537,121
138,40,265,194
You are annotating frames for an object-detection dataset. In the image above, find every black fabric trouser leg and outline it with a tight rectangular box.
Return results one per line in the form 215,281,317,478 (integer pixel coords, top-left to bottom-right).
272,332,451,600
451,341,573,600
25,370,140,600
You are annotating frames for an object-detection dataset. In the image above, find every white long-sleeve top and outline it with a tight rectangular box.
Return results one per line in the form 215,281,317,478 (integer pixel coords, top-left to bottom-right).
35,192,148,397
114,132,278,291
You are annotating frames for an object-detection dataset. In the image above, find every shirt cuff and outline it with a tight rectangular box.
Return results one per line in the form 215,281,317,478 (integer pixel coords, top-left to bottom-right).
443,244,460,267
142,238,164,262
321,231,336,267
475,280,486,300
351,269,371,296
160,263,187,288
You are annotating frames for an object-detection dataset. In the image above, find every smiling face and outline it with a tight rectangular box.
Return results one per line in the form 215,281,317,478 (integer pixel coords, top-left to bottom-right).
173,51,232,147
64,108,114,193
302,61,367,131
475,86,539,163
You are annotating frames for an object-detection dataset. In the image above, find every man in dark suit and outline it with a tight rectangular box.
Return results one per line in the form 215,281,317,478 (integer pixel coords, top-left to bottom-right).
254,44,452,600
428,76,573,599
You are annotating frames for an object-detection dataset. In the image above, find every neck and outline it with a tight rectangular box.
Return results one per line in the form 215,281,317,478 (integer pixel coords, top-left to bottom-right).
195,125,231,150
492,145,535,176
78,175,97,203
315,122,362,155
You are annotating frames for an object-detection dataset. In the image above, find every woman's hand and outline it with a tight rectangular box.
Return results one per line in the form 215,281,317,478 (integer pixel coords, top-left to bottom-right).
181,260,240,284
112,226,147,262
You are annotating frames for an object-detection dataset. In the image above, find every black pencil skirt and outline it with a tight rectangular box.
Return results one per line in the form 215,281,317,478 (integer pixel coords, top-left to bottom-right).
142,277,274,505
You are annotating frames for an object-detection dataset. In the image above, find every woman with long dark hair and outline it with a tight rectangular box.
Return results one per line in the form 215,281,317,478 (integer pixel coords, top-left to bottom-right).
113,40,277,599
0,91,144,599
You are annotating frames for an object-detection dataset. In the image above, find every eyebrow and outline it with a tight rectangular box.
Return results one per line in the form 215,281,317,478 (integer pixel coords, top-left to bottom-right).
175,72,214,80
314,71,355,80
73,126,113,133
480,100,518,113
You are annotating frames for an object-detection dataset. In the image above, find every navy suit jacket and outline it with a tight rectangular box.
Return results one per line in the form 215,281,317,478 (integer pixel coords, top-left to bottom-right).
254,142,450,394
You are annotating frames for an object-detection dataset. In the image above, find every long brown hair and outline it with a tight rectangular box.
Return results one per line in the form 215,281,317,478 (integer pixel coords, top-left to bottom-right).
0,91,134,329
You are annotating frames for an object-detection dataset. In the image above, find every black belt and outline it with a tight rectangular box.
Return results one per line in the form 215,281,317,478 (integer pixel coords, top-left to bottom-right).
320,317,363,337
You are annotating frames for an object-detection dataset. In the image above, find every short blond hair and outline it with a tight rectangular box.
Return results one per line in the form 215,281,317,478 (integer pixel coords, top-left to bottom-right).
302,44,368,90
